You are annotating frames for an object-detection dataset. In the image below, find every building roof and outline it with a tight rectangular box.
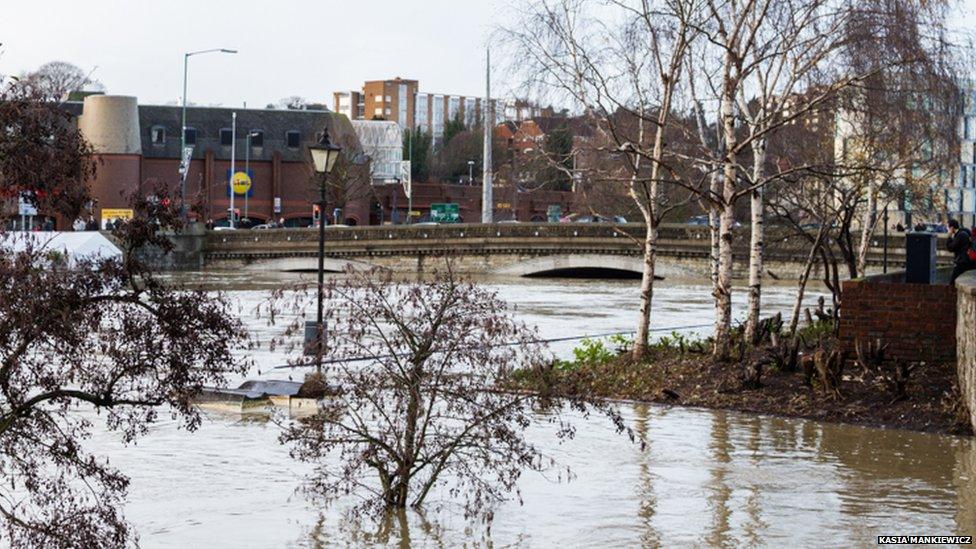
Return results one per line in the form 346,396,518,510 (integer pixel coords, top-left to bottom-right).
65,101,362,163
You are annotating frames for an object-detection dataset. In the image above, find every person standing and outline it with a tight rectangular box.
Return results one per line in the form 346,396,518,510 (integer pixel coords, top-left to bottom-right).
946,219,976,283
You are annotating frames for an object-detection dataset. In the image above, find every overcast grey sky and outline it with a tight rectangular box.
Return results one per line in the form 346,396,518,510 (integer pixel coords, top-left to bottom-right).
2,0,975,108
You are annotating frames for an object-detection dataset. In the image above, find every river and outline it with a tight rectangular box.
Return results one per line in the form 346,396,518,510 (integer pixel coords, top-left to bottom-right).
75,274,974,547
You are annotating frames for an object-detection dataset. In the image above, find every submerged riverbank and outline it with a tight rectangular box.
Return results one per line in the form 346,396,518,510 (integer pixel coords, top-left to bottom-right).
515,327,973,437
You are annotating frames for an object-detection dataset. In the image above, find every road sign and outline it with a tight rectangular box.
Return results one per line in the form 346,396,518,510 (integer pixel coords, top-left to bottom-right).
495,202,511,209
273,196,282,214
430,203,460,223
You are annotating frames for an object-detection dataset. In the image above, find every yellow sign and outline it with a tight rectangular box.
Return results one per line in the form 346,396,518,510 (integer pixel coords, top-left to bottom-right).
232,171,252,195
101,208,134,220
496,202,511,209
409,210,421,217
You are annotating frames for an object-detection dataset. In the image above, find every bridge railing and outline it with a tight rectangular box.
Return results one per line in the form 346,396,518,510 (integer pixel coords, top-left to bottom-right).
207,223,722,245
204,222,933,263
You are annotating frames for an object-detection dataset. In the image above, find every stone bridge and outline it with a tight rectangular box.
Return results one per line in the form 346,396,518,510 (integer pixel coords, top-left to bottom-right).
201,223,920,279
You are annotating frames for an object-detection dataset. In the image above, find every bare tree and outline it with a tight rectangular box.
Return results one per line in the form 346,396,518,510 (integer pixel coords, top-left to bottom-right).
280,268,625,516
276,95,308,110
504,0,699,358
17,61,102,102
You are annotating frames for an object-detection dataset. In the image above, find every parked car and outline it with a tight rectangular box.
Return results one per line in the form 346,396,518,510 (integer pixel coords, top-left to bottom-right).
683,215,742,228
251,224,271,230
213,226,236,231
560,213,627,223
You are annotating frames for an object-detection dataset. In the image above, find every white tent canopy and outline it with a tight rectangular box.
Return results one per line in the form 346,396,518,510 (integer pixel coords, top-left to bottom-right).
2,232,123,267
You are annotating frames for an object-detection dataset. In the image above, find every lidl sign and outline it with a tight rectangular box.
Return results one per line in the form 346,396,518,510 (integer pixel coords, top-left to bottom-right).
226,169,254,197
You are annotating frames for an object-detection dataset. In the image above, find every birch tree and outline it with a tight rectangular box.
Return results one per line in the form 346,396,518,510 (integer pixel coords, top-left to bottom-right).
504,0,701,358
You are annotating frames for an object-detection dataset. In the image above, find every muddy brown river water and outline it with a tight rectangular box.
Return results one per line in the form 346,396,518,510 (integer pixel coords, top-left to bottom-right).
73,274,975,547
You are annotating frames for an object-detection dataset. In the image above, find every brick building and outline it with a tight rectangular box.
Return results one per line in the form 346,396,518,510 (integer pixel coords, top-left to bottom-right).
66,94,370,228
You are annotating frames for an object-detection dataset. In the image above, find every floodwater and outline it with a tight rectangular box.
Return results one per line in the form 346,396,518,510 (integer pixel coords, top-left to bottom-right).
74,274,974,548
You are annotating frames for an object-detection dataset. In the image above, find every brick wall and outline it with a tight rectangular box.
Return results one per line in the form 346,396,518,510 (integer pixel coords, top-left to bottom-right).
839,272,957,364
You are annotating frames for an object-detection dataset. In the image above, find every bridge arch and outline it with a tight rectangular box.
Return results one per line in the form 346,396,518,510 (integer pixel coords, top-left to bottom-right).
494,254,647,279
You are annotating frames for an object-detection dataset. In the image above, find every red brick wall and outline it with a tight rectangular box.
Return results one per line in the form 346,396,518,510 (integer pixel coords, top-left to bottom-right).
839,277,957,364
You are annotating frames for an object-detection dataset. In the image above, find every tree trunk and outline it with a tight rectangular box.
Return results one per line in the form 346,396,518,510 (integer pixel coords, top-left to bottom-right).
709,172,721,293
788,225,828,336
856,179,876,277
714,68,737,359
744,140,766,344
633,220,658,359
632,66,674,359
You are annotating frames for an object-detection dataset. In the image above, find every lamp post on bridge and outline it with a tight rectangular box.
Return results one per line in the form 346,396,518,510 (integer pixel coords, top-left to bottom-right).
181,48,237,223
307,128,342,374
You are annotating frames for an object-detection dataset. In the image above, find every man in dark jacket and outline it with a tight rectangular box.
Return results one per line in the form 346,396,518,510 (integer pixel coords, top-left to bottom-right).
946,219,975,283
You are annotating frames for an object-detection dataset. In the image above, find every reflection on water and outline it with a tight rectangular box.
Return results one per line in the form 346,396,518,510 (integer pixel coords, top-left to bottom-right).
78,273,975,547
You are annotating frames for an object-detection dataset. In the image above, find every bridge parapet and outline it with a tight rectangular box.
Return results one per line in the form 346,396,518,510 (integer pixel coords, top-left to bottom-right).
202,222,928,276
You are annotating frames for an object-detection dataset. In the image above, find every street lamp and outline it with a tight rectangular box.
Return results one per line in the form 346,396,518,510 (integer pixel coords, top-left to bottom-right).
307,128,342,374
181,48,237,222
468,160,475,184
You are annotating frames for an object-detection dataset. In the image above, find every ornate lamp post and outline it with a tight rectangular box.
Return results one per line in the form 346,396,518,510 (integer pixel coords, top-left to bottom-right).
307,128,342,373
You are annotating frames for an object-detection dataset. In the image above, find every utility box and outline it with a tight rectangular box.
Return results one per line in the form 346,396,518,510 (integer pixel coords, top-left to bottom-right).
304,321,321,356
905,232,937,284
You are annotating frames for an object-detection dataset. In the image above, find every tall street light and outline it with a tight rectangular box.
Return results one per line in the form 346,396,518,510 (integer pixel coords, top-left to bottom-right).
307,127,342,374
181,48,237,222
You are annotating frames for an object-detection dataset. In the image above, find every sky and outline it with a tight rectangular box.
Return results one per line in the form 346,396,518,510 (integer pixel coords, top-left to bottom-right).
2,0,976,109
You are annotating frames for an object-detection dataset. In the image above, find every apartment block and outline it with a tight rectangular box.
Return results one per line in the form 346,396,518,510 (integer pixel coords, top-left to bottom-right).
334,77,544,147
955,86,976,226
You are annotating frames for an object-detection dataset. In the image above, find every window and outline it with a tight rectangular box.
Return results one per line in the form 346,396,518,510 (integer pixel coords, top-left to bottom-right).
150,125,165,146
220,128,233,146
183,127,197,145
286,130,300,149
249,130,264,148
385,95,392,103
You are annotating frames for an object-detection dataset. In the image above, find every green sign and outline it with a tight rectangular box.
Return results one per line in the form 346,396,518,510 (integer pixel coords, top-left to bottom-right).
547,204,562,223
430,203,461,224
